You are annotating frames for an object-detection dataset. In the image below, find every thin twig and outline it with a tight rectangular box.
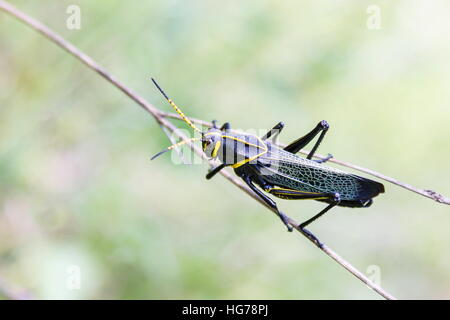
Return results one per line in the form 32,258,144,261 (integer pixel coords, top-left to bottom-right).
0,0,398,300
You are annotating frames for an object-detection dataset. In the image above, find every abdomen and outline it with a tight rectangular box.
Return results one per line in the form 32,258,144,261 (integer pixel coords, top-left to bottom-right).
256,147,384,202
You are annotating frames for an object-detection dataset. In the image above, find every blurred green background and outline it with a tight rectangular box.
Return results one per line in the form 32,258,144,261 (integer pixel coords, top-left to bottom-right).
1,0,450,299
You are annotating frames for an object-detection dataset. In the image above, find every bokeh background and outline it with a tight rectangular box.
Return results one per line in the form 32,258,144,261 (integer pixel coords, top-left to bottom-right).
1,0,450,299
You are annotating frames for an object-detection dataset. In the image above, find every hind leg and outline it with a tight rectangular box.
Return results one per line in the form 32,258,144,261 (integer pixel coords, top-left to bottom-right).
264,187,341,247
239,174,293,232
284,120,330,160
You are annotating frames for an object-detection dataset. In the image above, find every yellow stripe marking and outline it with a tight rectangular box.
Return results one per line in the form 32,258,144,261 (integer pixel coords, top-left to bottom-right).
266,187,322,194
265,187,328,199
211,141,221,158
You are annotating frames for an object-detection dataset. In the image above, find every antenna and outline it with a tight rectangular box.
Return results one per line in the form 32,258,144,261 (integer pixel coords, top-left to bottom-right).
151,78,202,133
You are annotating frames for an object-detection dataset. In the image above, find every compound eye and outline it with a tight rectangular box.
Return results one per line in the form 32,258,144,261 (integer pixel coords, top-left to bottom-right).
202,139,212,150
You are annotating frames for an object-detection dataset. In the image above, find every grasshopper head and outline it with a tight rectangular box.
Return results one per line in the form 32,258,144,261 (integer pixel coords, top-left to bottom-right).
202,129,222,159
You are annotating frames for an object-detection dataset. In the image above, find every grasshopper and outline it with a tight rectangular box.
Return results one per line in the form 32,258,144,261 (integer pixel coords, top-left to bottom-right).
151,79,384,246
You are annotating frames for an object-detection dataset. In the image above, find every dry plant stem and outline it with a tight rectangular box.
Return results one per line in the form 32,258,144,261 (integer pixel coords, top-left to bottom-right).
0,0,396,300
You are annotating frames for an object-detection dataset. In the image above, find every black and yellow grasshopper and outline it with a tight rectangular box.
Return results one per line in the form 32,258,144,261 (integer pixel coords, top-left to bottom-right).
151,78,384,245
